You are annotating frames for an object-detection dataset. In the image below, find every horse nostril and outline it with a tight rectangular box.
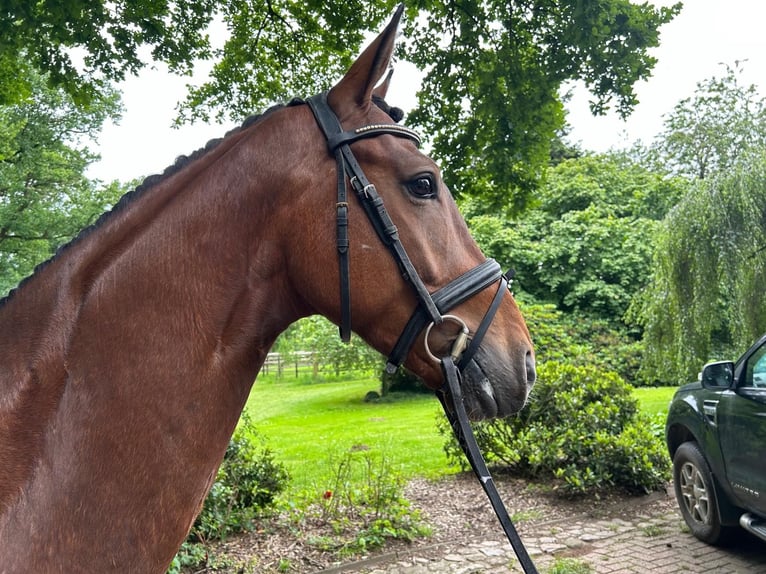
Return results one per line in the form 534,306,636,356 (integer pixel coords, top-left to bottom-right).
525,351,536,385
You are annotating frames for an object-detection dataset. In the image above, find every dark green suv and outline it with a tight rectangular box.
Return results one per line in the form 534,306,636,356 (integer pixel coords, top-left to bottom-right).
666,334,766,545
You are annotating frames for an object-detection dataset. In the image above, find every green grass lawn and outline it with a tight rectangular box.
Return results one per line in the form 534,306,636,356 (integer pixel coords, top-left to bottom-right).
633,386,676,417
245,373,455,494
245,372,677,495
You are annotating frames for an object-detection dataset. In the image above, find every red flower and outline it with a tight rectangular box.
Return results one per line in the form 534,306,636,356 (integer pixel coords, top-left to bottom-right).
322,490,333,500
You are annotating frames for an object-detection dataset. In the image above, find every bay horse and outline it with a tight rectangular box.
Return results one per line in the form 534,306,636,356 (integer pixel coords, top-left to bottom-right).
0,7,534,572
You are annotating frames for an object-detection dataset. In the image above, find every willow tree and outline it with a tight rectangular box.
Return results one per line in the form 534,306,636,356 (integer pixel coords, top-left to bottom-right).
633,65,766,384
654,62,766,180
634,151,766,384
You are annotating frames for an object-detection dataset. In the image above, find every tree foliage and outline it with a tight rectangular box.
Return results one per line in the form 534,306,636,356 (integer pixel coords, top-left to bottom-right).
176,1,678,212
466,153,687,323
0,0,215,105
274,316,383,377
176,1,396,124
0,65,125,296
633,150,766,384
633,65,766,384
402,0,679,212
3,1,678,211
653,62,766,179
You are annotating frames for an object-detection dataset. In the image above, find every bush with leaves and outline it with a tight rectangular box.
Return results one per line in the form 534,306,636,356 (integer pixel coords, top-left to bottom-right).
168,419,289,572
440,362,669,495
519,300,646,385
169,419,289,572
465,153,686,324
189,419,289,543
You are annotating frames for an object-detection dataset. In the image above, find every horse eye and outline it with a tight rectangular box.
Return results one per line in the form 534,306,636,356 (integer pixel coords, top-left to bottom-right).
407,175,436,199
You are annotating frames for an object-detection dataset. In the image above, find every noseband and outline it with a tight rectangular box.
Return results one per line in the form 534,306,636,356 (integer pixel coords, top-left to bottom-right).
306,93,507,370
306,93,537,574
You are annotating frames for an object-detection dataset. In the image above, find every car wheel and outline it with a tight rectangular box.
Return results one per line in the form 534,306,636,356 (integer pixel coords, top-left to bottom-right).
672,441,730,544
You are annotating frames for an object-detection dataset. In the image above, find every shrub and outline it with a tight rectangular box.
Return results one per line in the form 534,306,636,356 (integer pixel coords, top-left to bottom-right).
169,417,290,572
520,301,646,385
190,418,290,542
440,361,670,495
380,365,431,395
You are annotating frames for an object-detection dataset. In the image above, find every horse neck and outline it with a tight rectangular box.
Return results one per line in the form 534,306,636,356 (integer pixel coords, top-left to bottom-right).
0,107,310,571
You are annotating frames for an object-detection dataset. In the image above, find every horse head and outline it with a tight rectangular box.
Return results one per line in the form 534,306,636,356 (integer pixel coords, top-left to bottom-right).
281,6,535,420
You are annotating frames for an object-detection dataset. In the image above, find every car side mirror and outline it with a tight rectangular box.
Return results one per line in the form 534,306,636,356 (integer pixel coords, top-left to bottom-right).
700,361,735,389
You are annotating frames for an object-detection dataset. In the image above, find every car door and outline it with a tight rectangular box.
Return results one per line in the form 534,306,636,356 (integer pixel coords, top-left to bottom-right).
718,340,766,515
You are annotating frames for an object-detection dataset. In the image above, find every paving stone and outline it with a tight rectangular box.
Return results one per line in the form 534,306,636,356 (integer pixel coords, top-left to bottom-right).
477,546,505,557
338,503,766,574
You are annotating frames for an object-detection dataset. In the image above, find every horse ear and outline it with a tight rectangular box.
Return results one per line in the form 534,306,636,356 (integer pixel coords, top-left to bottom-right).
328,4,404,117
372,69,394,101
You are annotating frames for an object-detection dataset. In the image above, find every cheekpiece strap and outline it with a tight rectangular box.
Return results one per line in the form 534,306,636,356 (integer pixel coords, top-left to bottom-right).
306,92,439,343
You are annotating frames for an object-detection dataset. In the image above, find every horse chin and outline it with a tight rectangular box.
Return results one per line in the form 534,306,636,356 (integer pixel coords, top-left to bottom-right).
457,351,532,422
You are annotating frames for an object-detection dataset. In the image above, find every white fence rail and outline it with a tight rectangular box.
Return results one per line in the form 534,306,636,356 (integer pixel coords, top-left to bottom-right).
261,351,317,377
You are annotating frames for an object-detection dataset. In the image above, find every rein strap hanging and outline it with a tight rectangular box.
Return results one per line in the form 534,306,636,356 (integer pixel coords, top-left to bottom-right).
438,358,539,574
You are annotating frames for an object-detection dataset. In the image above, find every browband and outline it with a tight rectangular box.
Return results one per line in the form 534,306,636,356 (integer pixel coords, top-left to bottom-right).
327,124,421,151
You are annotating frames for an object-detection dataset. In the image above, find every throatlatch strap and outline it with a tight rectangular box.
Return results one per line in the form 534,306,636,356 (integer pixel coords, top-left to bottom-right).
438,358,538,574
335,151,351,342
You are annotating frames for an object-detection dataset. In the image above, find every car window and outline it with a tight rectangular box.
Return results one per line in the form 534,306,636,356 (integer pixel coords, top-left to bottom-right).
743,344,766,388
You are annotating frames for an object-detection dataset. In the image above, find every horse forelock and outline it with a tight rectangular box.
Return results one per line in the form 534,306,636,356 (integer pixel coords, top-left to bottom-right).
372,95,405,123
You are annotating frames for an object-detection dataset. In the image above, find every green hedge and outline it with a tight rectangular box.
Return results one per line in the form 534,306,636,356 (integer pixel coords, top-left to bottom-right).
440,361,670,495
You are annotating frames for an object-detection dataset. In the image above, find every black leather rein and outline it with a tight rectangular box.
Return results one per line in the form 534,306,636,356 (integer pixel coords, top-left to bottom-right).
306,92,538,574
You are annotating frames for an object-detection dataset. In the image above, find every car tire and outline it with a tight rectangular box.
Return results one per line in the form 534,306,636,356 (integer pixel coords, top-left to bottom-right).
672,441,732,545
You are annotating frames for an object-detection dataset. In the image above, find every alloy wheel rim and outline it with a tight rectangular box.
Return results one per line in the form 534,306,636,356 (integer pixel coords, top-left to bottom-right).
679,461,711,524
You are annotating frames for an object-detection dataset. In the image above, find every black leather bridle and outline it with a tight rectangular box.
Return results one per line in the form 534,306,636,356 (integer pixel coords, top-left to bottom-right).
307,93,506,366
306,93,538,574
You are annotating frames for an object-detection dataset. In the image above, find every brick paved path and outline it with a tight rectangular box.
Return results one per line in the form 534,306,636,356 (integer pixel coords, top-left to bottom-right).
318,501,766,573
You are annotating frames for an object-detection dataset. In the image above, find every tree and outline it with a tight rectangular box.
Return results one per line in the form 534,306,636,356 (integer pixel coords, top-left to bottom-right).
633,150,766,385
0,1,215,105
467,153,687,323
4,2,679,211
175,1,680,212
403,1,680,212
274,316,382,377
653,62,766,180
0,65,125,296
633,66,766,384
